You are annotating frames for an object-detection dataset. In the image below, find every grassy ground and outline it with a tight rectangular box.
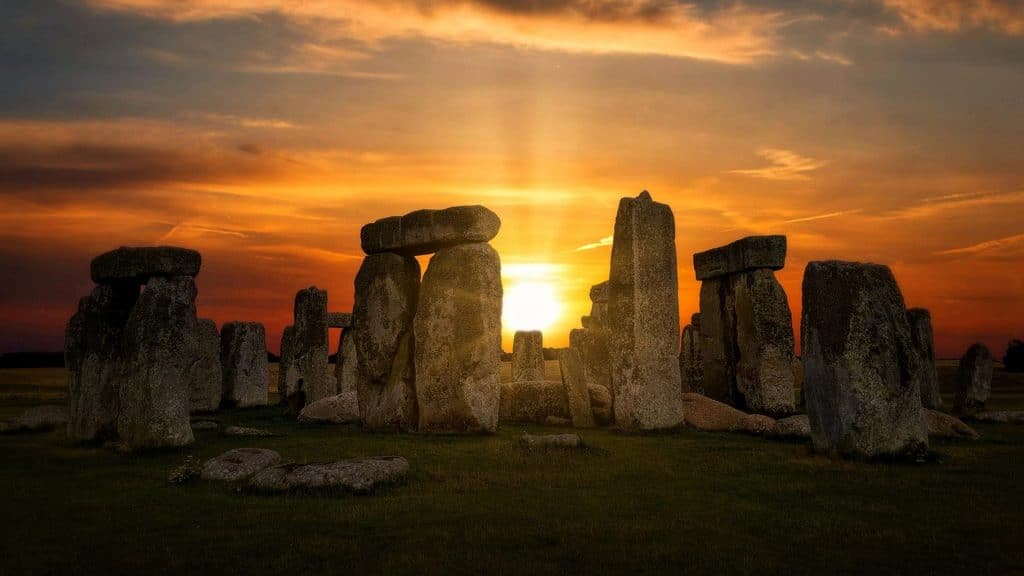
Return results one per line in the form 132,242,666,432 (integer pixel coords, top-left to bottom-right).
1,364,1023,575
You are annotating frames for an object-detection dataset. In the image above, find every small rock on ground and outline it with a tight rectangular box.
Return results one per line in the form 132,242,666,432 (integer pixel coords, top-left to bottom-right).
202,448,282,481
519,433,582,448
191,420,219,430
250,456,409,494
544,416,571,427
769,415,811,440
167,456,202,484
223,425,281,437
972,411,1024,424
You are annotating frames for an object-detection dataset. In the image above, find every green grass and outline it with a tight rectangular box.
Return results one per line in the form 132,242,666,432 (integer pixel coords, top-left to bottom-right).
1,365,1023,575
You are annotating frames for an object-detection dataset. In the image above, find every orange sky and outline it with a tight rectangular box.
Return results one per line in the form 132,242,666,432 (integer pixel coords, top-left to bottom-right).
1,0,1022,358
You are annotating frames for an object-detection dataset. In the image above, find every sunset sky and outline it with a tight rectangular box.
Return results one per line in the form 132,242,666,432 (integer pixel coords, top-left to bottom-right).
1,0,1022,357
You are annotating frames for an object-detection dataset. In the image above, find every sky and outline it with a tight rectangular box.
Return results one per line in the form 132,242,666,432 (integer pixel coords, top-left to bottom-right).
1,0,1022,358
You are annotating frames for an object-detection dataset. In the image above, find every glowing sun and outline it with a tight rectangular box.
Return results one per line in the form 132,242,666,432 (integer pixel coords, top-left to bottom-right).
503,281,562,333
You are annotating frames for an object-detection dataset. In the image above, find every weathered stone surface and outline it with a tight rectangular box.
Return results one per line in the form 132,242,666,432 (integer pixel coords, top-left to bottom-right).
298,394,360,424
693,235,786,281
167,456,201,484
250,456,409,494
334,330,361,422
499,381,570,424
519,433,582,449
607,191,683,430
189,319,222,413
0,405,68,434
544,416,572,426
277,325,299,407
924,409,979,439
191,419,218,431
698,277,731,404
512,331,545,382
907,308,942,409
680,321,703,394
570,328,612,401
731,269,796,416
973,411,1024,424
352,253,420,430
91,246,201,284
361,205,501,256
201,448,281,481
220,322,268,408
559,348,595,428
682,393,746,431
736,413,776,435
801,261,928,458
327,312,352,328
587,384,613,426
66,283,138,442
223,425,280,437
416,243,502,433
117,276,198,449
293,287,331,405
769,414,811,440
589,281,609,304
954,342,993,417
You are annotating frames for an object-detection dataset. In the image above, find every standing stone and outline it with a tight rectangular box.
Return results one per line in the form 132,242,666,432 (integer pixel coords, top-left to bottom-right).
907,308,942,409
680,313,703,394
499,380,571,424
954,342,993,417
801,261,928,458
293,287,331,405
353,253,420,430
327,312,352,328
698,277,731,404
415,243,503,433
91,246,201,284
361,205,501,256
587,383,613,426
512,331,545,382
220,322,269,408
559,348,595,428
117,276,198,449
277,325,298,407
731,269,796,416
331,329,361,423
189,319,222,413
607,191,684,430
66,283,139,442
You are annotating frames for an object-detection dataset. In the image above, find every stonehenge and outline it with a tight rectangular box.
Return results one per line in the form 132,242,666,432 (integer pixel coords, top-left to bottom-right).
220,321,269,408
189,319,222,413
954,342,993,417
568,281,613,411
292,287,332,405
801,261,928,458
679,313,703,394
694,235,796,417
906,308,942,409
361,205,500,256
607,191,684,430
512,331,545,382
559,348,595,428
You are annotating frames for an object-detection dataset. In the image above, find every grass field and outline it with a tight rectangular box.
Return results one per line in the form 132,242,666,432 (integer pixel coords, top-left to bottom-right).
1,363,1023,574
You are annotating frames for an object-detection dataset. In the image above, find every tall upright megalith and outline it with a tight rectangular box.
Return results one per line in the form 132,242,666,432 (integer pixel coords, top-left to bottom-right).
415,242,503,433
512,331,544,382
352,253,420,430
801,261,928,458
906,308,942,409
954,342,993,417
118,275,199,449
220,321,269,408
607,191,684,431
680,313,703,394
189,318,222,413
292,287,331,405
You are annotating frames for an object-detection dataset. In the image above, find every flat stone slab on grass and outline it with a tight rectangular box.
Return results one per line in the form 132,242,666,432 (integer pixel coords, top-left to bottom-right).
0,405,68,434
360,205,501,256
693,235,786,281
924,409,979,439
250,456,409,494
769,415,811,440
298,394,359,424
519,433,583,449
190,420,219,431
91,246,201,284
201,448,282,481
224,425,281,437
973,411,1024,424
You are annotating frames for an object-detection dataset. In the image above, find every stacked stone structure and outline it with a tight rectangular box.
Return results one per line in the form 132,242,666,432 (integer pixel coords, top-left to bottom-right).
679,313,703,394
954,342,994,417
568,282,613,412
220,321,268,408
694,235,796,417
512,331,545,382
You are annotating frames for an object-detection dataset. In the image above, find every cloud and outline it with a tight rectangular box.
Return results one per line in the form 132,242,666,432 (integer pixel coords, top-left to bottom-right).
575,235,613,251
884,0,1024,35
934,232,1024,257
784,209,862,224
82,0,791,64
730,148,827,181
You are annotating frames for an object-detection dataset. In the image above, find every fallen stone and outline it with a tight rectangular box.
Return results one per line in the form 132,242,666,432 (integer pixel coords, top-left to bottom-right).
415,242,502,433
167,456,201,484
681,393,746,431
327,312,352,329
298,394,360,424
512,330,545,382
973,411,1024,424
250,456,409,494
500,381,571,424
352,253,420,430
91,246,201,284
954,342,993,417
924,409,979,439
220,321,269,408
559,348,595,428
0,405,68,434
293,287,331,405
769,414,812,440
907,308,942,409
587,384,613,426
607,191,684,430
117,275,197,450
66,283,138,442
223,425,280,438
189,318,222,413
801,261,928,458
190,419,219,431
544,416,572,427
361,205,501,256
693,235,786,281
519,433,582,449
736,413,776,435
201,448,282,481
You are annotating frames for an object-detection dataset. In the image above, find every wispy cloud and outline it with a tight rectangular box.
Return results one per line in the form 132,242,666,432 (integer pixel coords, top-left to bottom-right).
934,232,1024,257
784,208,862,224
730,148,828,181
576,235,613,252
884,0,1024,35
